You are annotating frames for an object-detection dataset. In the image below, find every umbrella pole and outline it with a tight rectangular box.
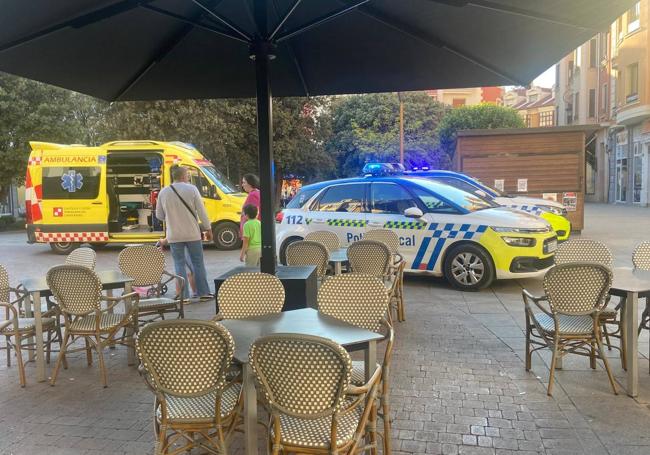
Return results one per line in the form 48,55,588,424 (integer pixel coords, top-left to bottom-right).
253,41,277,275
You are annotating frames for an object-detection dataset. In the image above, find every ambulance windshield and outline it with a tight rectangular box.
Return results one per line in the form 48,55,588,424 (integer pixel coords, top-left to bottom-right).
201,166,237,194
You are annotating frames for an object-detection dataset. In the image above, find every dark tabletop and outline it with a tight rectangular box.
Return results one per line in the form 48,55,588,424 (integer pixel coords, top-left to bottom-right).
214,265,317,281
610,267,650,297
220,308,383,363
329,248,349,263
20,270,135,296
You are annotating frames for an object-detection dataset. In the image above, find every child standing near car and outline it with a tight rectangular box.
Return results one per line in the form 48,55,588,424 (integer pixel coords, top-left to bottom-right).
240,204,262,266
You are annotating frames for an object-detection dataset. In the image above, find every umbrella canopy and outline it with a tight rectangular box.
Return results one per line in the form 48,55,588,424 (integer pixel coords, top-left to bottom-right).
0,0,634,273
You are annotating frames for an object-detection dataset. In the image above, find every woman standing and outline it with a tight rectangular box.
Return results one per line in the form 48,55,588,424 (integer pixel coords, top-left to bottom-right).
240,173,261,238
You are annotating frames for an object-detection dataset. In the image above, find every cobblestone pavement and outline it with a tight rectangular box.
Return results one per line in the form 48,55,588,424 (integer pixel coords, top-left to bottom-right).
1,203,650,454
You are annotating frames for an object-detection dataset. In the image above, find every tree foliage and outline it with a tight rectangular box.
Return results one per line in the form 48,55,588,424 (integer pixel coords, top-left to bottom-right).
436,103,525,164
327,92,449,176
0,73,102,199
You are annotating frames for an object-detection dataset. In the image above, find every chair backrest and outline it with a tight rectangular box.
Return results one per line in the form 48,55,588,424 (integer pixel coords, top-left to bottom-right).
286,240,329,278
136,320,234,397
364,229,400,255
544,263,611,314
0,264,8,303
249,333,351,418
46,265,102,316
218,272,285,318
118,244,165,286
347,240,391,277
633,241,650,270
65,247,97,270
554,239,612,267
318,274,389,332
305,230,341,252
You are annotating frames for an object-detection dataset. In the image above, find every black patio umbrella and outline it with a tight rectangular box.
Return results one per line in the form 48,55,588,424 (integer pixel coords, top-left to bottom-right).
0,0,633,274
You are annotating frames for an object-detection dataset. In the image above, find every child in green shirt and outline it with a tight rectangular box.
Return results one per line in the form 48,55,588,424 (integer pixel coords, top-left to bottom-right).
240,204,262,266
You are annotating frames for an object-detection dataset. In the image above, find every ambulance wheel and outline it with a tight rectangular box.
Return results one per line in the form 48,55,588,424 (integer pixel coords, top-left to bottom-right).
443,243,494,291
50,242,80,255
212,222,241,250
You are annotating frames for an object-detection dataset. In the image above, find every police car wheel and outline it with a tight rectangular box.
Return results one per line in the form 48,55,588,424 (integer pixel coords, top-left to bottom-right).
212,222,241,250
279,237,302,265
443,244,494,291
50,242,80,255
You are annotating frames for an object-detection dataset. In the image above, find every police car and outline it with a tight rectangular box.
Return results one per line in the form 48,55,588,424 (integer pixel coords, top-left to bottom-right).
406,169,571,241
276,171,558,291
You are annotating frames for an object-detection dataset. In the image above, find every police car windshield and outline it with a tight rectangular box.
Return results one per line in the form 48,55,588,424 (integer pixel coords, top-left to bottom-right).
410,178,498,212
431,177,496,202
201,166,237,194
286,187,319,208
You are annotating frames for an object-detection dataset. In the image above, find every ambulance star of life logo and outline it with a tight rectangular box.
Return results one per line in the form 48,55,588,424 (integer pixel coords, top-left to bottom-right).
61,170,83,193
53,207,64,217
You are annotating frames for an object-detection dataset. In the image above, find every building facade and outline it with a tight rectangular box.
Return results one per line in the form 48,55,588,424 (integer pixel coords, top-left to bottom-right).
556,1,650,206
426,87,503,106
504,86,556,128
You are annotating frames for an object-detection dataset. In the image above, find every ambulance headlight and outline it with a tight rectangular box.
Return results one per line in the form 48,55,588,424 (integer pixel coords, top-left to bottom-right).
537,205,565,216
501,236,536,247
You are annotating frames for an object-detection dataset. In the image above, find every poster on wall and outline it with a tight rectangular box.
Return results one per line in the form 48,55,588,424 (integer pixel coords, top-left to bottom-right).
517,178,528,192
542,193,557,202
562,192,577,211
494,179,505,192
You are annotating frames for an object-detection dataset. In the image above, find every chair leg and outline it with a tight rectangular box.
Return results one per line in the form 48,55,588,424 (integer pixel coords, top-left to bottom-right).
524,320,532,372
602,323,612,350
46,329,52,364
13,333,26,387
85,338,93,366
95,335,108,388
382,387,392,455
547,341,560,396
590,340,597,370
595,335,618,395
50,331,69,386
5,335,10,367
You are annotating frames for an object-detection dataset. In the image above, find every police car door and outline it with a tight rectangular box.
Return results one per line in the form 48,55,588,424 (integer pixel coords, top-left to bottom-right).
307,182,367,246
366,182,427,259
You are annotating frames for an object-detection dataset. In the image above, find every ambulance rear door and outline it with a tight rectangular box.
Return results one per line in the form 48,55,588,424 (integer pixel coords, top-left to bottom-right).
39,151,108,241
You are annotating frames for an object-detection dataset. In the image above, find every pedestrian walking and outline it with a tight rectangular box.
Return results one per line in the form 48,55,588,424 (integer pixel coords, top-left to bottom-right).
240,173,261,238
156,165,213,300
240,204,262,266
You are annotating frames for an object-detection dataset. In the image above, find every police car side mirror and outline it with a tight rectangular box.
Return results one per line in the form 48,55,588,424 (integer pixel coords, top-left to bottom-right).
404,207,424,219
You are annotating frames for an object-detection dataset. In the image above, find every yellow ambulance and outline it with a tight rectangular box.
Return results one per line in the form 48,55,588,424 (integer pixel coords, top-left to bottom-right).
25,140,246,254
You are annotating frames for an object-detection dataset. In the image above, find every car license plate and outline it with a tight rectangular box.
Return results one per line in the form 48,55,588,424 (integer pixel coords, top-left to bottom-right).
545,239,558,254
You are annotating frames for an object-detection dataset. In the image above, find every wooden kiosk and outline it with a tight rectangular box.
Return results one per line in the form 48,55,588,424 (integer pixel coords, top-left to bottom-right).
454,125,600,233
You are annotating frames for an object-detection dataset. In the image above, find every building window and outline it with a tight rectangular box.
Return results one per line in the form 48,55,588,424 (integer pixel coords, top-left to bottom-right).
539,111,554,127
627,63,639,102
525,114,532,127
528,93,538,103
589,89,596,118
601,83,608,114
568,60,574,80
589,38,597,68
574,92,579,121
617,16,624,41
617,157,628,202
628,2,640,33
452,98,466,107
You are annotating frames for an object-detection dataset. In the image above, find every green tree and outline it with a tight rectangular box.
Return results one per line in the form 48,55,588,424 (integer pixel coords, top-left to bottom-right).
327,92,449,176
0,73,99,202
436,103,525,166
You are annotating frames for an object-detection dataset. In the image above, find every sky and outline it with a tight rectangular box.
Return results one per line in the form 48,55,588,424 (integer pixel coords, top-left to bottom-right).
532,65,555,88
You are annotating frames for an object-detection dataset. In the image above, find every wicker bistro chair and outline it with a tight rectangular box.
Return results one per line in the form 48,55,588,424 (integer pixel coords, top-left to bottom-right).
305,230,341,252
215,272,285,320
249,334,382,455
553,239,624,364
65,247,97,269
118,245,184,323
318,274,394,455
286,240,330,281
46,265,139,387
1,265,63,386
634,241,650,334
347,240,404,323
136,320,242,455
523,263,616,396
